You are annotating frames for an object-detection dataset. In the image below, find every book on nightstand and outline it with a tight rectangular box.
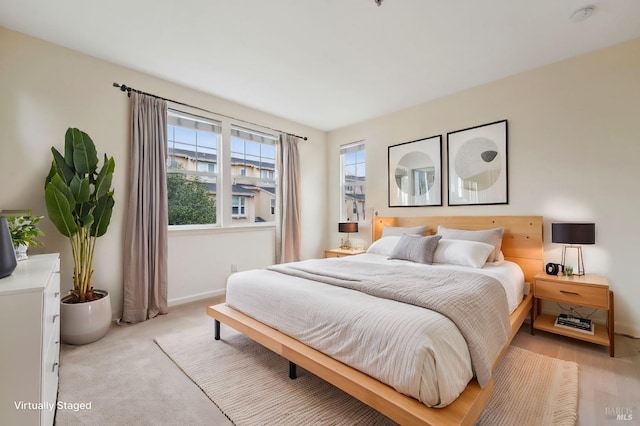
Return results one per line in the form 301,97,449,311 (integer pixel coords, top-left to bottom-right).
554,314,594,335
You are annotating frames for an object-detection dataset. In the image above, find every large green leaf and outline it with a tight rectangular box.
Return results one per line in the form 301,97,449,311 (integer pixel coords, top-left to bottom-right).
45,181,78,237
70,175,91,204
49,174,75,209
67,128,98,175
51,148,75,185
64,129,75,169
94,155,115,199
44,162,57,190
91,192,114,238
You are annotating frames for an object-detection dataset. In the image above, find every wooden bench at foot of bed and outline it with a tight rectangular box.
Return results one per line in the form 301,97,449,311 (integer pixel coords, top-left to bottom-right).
207,291,532,426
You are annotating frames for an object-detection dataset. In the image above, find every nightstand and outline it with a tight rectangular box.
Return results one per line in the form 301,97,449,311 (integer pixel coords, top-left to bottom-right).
324,248,366,258
531,272,614,356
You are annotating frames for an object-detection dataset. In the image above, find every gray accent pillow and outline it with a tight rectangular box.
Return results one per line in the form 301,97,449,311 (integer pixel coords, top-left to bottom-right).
389,234,442,264
381,225,427,237
436,226,504,262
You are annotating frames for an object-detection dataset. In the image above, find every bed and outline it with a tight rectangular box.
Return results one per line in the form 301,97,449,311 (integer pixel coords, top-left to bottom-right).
208,215,543,425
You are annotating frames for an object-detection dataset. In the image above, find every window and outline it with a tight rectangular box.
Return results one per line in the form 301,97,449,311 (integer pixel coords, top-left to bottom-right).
167,111,279,227
167,110,220,226
197,162,217,174
340,142,366,222
230,125,277,224
232,196,247,217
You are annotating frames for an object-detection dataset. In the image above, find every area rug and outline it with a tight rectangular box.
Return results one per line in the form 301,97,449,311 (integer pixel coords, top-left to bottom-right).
155,326,578,426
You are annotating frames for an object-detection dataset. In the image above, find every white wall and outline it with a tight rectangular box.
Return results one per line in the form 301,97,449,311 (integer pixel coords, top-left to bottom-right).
0,27,328,318
167,227,275,305
327,38,640,337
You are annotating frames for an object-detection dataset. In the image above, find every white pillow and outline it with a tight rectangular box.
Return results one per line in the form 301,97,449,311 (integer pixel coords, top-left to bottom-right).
433,239,495,268
437,226,504,262
366,236,401,256
381,225,427,237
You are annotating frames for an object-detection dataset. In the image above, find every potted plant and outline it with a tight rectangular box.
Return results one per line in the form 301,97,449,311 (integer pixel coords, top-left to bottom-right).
7,215,44,260
44,127,115,345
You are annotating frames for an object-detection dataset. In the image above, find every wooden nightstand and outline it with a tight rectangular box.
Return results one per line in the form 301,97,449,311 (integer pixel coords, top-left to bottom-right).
531,272,614,356
324,248,366,258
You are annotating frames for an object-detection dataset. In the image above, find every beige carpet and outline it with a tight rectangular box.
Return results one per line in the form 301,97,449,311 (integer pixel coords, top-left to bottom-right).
155,326,578,426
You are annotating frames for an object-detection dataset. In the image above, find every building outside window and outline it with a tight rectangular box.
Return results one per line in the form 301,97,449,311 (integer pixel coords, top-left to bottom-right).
340,141,366,222
230,125,277,224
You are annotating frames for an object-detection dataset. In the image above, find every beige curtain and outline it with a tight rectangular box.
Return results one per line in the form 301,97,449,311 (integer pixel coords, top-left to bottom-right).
122,92,169,323
275,134,301,263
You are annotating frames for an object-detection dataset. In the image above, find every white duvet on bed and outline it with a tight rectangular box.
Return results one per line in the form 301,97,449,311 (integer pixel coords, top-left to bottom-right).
224,254,524,407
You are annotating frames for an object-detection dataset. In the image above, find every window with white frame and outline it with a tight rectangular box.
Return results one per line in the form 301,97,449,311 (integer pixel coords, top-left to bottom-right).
167,111,280,227
231,196,247,218
167,110,220,226
340,141,366,222
230,125,277,224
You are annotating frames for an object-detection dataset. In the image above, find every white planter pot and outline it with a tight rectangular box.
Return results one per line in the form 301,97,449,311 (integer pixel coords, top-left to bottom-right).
60,290,112,345
15,244,28,261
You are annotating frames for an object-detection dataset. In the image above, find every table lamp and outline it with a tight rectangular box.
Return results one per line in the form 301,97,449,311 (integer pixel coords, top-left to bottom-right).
338,222,358,249
551,222,595,276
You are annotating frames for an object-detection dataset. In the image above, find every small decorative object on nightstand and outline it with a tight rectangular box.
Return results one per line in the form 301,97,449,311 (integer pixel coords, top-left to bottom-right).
324,248,366,258
531,271,614,356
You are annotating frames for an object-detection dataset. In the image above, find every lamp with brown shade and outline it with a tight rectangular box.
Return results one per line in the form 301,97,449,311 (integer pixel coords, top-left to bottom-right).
338,222,358,250
552,222,595,276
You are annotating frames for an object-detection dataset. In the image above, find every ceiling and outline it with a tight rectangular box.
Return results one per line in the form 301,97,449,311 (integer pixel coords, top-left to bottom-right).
1,1,639,131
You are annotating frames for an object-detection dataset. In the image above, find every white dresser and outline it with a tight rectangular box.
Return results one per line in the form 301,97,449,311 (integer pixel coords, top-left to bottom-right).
0,253,61,426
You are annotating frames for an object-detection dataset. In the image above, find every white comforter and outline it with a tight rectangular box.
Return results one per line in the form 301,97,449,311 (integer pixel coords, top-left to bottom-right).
225,253,524,407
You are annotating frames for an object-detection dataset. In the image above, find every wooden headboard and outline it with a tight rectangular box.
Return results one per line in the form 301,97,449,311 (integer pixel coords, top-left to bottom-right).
372,216,544,283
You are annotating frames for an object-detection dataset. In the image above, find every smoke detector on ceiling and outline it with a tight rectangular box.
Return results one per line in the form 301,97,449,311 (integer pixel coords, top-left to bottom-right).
570,6,595,23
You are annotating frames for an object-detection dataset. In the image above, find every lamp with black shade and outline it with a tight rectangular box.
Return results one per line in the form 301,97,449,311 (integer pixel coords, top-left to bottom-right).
551,222,595,276
338,222,358,250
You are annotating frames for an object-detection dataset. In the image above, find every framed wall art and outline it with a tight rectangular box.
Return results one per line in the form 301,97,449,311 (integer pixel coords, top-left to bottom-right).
388,135,442,207
447,120,508,206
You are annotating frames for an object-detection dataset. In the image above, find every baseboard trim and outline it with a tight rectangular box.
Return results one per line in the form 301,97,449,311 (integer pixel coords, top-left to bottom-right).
168,289,226,307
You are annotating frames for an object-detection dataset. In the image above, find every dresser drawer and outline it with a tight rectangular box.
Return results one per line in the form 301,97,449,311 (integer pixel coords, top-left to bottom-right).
43,263,61,348
535,279,608,308
42,337,59,426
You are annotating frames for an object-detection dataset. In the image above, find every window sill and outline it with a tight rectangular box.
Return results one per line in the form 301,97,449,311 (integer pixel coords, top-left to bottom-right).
168,223,275,236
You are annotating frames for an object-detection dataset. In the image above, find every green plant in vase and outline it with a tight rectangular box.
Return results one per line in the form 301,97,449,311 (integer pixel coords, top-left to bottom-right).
44,128,115,303
7,215,44,260
7,215,44,248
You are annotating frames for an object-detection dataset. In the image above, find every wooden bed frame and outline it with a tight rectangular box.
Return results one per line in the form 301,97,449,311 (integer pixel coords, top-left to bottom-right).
208,215,543,425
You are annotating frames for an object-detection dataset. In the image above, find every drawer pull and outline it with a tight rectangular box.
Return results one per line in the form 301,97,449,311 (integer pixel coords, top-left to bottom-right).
54,292,60,298
52,314,59,323
52,362,58,373
560,290,580,296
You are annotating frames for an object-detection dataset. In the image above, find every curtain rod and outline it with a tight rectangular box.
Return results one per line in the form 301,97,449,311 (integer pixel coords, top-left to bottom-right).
112,82,308,141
